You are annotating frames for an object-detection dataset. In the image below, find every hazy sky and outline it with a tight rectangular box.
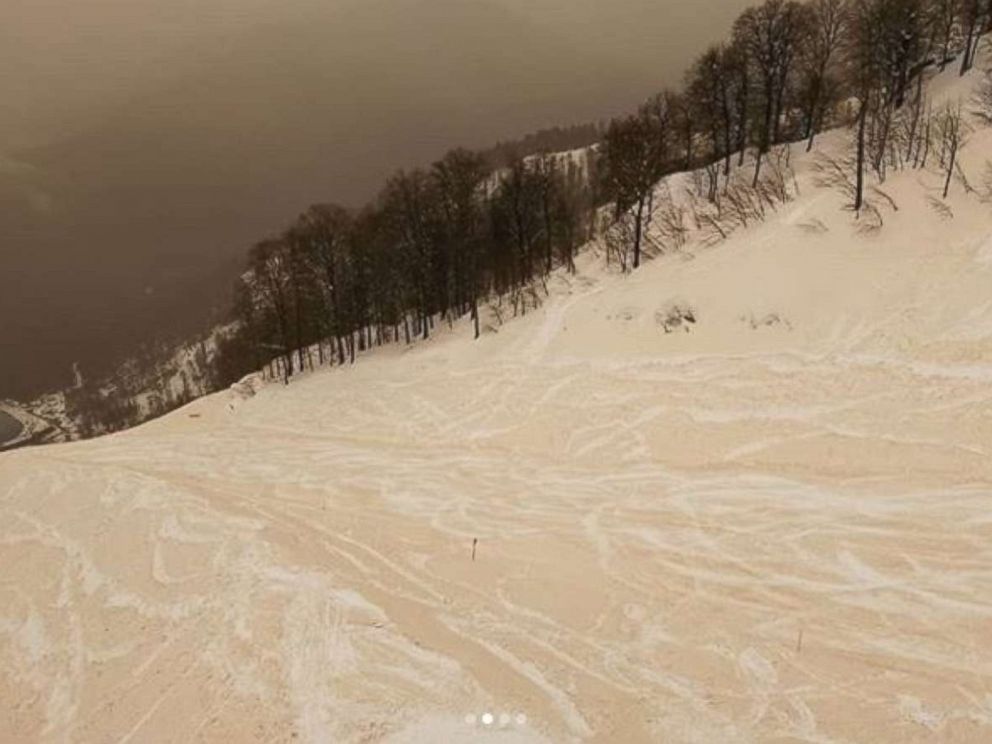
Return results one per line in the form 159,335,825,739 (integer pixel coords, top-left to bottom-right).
0,0,753,397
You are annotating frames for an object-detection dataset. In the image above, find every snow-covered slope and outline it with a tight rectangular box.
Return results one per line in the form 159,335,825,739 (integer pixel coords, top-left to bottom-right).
4,63,992,743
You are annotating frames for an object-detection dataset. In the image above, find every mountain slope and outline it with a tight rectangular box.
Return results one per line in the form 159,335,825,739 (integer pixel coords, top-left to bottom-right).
3,61,992,742
0,0,664,399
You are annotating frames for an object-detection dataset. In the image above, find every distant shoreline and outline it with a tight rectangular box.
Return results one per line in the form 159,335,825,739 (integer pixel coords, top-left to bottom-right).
0,397,73,451
0,408,24,449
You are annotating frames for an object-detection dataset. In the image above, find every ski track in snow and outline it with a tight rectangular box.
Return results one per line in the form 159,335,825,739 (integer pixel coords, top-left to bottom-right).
4,315,992,742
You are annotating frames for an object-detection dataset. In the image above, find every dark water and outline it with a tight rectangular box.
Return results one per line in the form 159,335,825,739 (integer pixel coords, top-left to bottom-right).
0,410,23,446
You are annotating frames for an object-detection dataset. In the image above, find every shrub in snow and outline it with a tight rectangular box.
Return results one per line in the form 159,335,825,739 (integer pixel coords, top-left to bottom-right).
656,303,697,333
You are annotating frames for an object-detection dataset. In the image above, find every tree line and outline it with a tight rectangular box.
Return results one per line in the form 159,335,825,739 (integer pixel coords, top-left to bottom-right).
215,0,992,386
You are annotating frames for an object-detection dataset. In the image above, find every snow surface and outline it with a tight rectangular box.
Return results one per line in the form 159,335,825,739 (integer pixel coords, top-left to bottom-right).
3,60,992,743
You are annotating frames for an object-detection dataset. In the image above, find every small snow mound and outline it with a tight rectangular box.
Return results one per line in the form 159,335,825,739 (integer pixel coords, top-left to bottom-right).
229,373,265,402
741,312,792,331
656,301,697,333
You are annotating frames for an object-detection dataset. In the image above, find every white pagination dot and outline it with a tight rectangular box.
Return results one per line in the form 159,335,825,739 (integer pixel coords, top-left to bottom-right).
481,712,494,726
516,712,528,726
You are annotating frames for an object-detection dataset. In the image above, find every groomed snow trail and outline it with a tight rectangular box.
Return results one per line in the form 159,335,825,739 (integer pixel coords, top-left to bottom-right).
5,68,992,743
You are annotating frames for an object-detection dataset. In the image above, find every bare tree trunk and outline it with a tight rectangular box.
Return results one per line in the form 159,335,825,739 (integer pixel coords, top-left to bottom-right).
962,22,978,75
633,196,645,270
905,75,925,162
806,77,824,152
773,79,786,145
752,150,764,188
943,111,961,198
917,110,933,168
855,99,869,214
543,192,554,275
874,104,892,181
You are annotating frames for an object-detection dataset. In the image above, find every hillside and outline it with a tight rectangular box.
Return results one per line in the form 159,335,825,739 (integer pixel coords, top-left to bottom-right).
0,0,682,400
3,60,992,743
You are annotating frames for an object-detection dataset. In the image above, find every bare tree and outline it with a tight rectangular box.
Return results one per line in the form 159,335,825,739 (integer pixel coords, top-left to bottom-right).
602,110,670,269
846,0,894,212
666,90,696,170
432,149,488,337
930,0,962,71
936,100,970,197
688,45,746,179
734,0,806,185
959,0,987,74
798,0,848,151
246,239,296,382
